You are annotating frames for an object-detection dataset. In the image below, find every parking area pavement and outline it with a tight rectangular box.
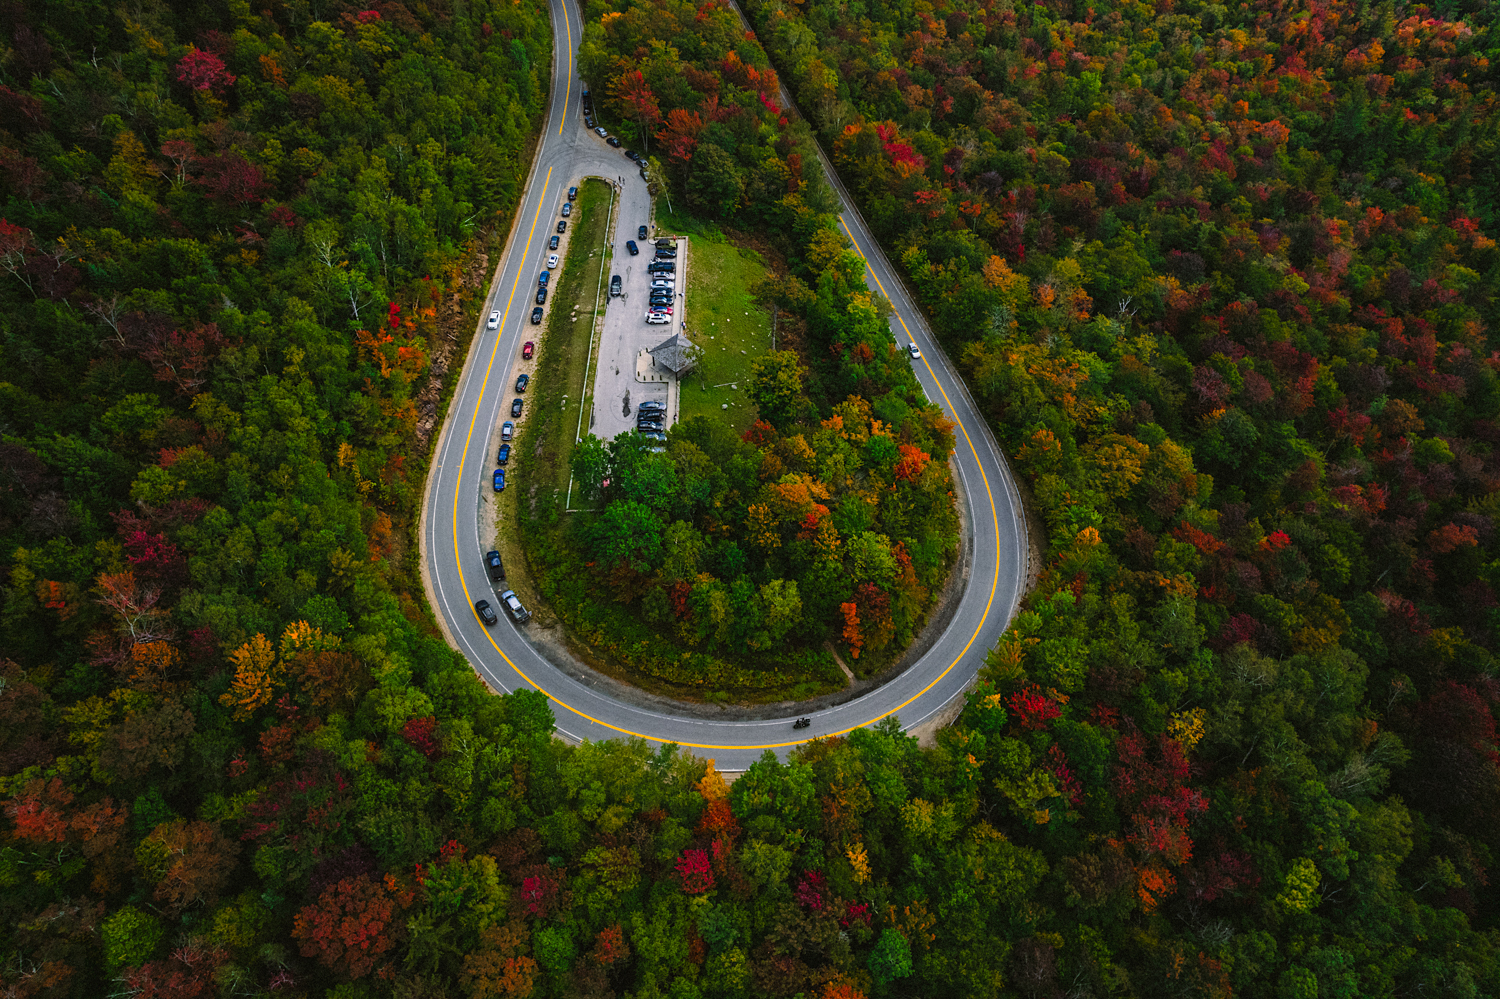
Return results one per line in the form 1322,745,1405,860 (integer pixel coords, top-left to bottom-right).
590,227,687,442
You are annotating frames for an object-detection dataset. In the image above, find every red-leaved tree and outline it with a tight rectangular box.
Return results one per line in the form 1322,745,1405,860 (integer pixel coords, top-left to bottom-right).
292,874,398,979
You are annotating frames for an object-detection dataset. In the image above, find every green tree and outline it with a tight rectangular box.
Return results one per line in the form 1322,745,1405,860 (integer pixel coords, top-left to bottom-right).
748,350,804,429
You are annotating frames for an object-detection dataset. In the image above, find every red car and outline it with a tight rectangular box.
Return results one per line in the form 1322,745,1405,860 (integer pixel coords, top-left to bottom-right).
522,341,535,359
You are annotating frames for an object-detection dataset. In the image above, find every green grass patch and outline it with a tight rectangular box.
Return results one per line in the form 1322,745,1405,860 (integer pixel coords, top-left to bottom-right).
652,210,774,435
501,178,614,616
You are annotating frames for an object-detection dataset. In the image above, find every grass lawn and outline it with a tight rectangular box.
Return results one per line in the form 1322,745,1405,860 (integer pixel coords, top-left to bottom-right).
498,178,613,618
653,209,774,434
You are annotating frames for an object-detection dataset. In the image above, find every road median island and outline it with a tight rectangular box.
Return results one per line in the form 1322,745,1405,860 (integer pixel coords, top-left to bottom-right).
496,177,614,626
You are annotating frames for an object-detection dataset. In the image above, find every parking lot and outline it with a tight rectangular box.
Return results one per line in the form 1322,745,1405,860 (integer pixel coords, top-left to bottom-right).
591,228,687,441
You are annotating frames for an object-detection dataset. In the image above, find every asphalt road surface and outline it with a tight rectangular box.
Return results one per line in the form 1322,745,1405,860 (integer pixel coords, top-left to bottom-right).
420,0,1028,769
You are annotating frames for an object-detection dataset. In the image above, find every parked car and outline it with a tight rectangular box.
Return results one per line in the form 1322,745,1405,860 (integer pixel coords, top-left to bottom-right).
549,234,560,250
655,238,675,248
474,599,498,626
606,136,621,147
530,307,543,324
538,270,550,285
561,203,571,217
637,418,664,432
647,306,672,315
568,186,578,201
485,549,505,582
647,263,674,274
623,148,637,161
595,126,608,137
492,467,506,492
515,373,529,392
497,443,511,464
610,275,622,297
486,310,500,330
511,397,524,417
501,421,514,441
535,286,547,305
638,400,665,412
655,247,677,258
908,342,921,359
547,253,558,268
639,430,667,441
649,293,673,304
646,313,670,324
638,225,648,240
556,220,567,233
522,341,535,359
499,589,531,623
625,240,638,255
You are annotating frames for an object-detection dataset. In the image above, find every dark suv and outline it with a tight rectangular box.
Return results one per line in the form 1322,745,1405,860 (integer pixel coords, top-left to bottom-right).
485,550,505,582
638,225,648,240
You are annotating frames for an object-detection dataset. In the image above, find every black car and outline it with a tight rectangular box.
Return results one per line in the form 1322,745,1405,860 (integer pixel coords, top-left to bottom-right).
549,235,560,250
556,220,567,234
584,115,594,128
638,225,648,240
637,419,664,432
625,240,638,255
497,443,511,464
607,136,621,148
515,373,529,392
511,397,524,417
649,295,673,306
655,238,675,248
610,275,622,297
655,248,677,258
535,286,547,305
647,262,674,273
530,307,543,324
485,549,505,582
637,400,665,412
475,599,498,626
568,186,578,200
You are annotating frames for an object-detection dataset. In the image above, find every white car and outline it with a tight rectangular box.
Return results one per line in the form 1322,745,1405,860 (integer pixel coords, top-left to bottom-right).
487,310,501,330
907,342,921,359
547,254,558,268
645,313,670,324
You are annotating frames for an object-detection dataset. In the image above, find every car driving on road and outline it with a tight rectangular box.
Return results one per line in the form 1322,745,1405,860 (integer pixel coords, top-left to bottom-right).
486,310,500,329
908,342,921,358
474,599,498,626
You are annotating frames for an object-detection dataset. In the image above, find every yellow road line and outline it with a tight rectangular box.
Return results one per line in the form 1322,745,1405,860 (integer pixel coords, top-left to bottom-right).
558,1,572,135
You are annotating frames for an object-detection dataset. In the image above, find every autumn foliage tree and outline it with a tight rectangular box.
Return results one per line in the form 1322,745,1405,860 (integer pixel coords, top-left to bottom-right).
292,874,399,980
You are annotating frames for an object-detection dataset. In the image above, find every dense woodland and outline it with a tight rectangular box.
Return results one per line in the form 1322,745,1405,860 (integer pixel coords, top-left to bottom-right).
4,0,1500,998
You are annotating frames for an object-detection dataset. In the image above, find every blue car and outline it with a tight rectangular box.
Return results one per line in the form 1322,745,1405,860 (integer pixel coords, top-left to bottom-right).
625,240,639,255
492,468,506,492
497,443,511,464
